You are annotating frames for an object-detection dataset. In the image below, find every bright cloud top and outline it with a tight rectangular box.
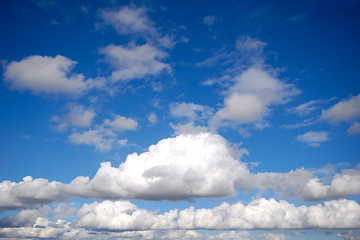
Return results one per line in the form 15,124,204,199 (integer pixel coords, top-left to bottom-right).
1,132,360,211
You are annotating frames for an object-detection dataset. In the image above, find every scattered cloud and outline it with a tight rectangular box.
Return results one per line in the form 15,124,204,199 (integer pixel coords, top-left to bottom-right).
169,102,214,120
3,55,92,96
148,112,157,124
99,6,176,49
348,122,360,135
296,131,329,147
51,103,96,131
100,43,171,82
212,67,299,126
321,94,360,124
68,114,137,152
203,15,217,26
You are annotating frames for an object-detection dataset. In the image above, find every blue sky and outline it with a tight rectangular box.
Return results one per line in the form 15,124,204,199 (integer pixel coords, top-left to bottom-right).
1,0,360,239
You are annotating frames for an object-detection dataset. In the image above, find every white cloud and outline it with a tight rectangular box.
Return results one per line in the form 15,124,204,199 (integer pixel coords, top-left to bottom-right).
3,198,359,238
212,67,298,126
74,198,360,230
68,114,137,152
235,36,267,53
51,103,96,130
203,15,217,26
148,112,157,124
321,94,360,124
100,43,171,82
296,131,329,147
170,102,214,120
348,122,360,135
1,133,360,210
4,55,92,96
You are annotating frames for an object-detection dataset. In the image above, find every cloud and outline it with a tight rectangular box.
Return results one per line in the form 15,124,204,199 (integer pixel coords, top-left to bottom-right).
321,94,360,124
1,198,360,239
3,55,93,96
212,67,298,126
68,114,137,152
1,132,360,211
99,6,176,49
203,15,217,26
148,112,157,124
288,99,323,116
348,122,360,135
169,102,214,120
51,104,96,131
100,43,171,82
296,131,329,147
76,198,360,230
170,122,209,135
99,6,156,37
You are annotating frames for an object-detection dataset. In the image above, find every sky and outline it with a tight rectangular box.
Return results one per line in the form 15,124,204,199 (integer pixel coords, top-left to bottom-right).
0,0,360,239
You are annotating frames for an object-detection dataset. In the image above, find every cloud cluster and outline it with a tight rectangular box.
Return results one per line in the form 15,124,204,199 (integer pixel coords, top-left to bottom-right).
3,55,93,96
1,132,360,211
1,198,359,239
76,198,360,230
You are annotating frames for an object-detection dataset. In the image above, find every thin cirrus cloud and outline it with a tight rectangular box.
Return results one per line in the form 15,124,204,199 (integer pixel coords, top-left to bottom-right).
1,132,360,212
3,55,92,96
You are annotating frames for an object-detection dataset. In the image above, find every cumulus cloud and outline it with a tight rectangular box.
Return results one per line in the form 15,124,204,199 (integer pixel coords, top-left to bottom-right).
76,198,360,230
296,131,329,147
100,43,171,82
1,198,359,239
68,114,137,151
3,55,93,96
321,94,360,124
1,133,360,211
51,103,96,131
212,67,298,126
